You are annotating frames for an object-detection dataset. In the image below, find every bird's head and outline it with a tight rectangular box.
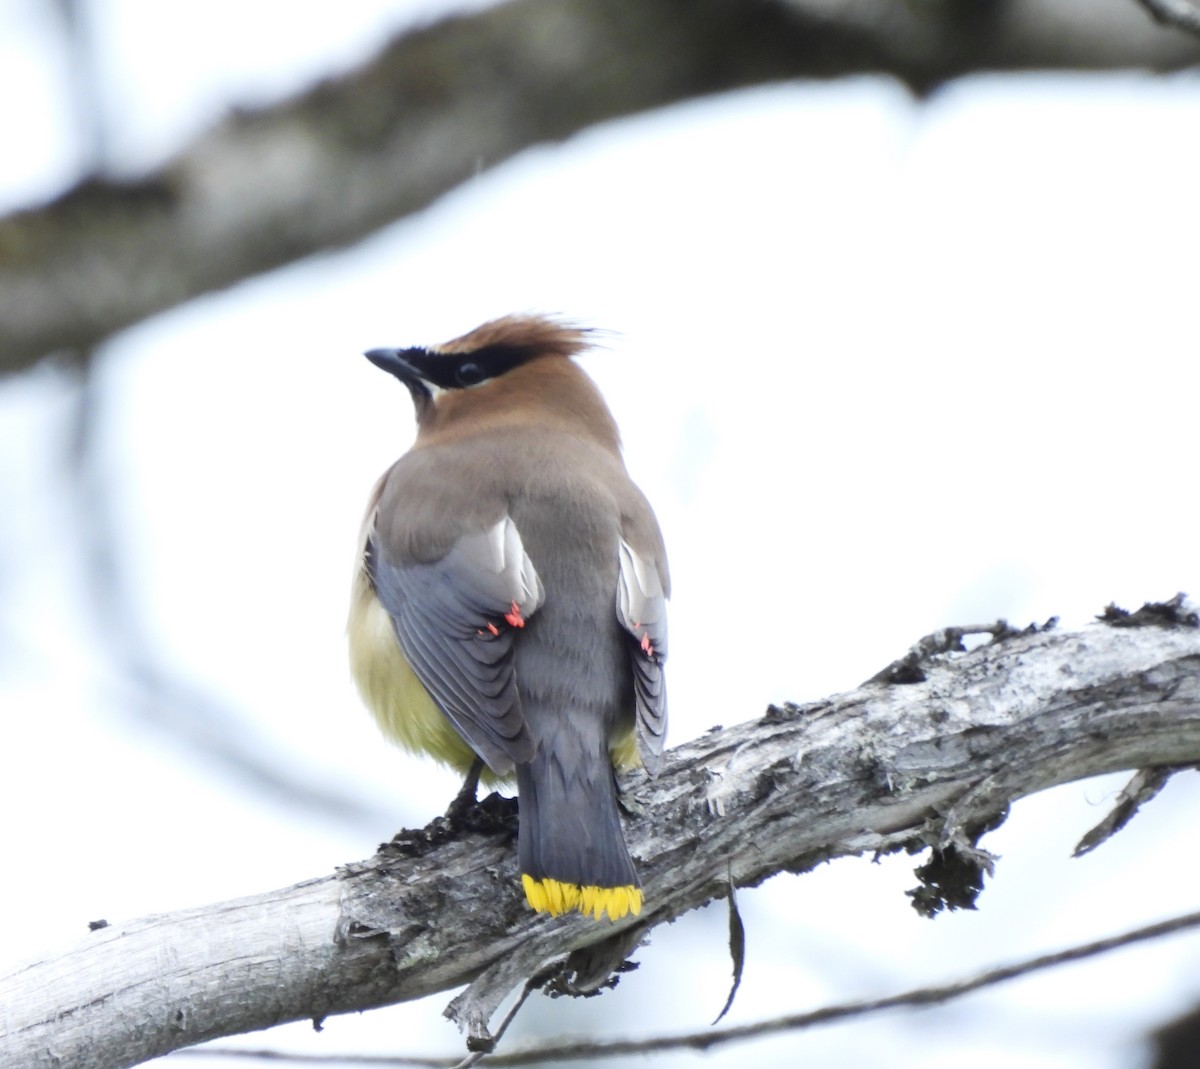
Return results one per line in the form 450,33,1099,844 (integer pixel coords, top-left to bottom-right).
364,315,619,449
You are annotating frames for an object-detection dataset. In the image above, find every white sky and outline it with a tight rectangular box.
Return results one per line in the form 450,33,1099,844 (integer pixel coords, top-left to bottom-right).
3,2,1200,1067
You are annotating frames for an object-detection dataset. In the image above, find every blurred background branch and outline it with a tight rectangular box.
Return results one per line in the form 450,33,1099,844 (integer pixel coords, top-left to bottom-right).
1,0,1198,376
62,351,393,826
1135,0,1200,35
33,0,396,828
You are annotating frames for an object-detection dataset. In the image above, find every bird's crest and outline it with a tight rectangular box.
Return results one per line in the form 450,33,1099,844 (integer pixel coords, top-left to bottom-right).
432,314,595,359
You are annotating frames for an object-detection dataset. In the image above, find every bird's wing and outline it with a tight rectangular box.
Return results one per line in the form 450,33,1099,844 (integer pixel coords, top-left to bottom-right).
616,538,668,773
368,515,544,773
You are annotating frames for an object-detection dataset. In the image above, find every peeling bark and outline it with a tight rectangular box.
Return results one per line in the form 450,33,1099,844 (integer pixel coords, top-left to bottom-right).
3,613,1199,1067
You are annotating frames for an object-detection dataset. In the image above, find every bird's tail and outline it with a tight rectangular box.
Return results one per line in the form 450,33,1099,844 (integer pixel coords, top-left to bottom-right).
516,745,642,922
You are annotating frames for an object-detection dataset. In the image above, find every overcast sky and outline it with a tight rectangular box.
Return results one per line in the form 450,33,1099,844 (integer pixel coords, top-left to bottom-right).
3,2,1200,1067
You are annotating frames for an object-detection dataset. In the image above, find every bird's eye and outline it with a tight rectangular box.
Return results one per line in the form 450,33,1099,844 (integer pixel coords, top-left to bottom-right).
455,362,486,387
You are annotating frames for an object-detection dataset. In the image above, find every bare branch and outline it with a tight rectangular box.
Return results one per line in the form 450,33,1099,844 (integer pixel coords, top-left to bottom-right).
183,908,1200,1065
1,0,1196,377
3,613,1200,1068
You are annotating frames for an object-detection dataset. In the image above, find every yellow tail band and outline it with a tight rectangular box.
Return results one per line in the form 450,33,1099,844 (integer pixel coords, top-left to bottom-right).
522,875,643,921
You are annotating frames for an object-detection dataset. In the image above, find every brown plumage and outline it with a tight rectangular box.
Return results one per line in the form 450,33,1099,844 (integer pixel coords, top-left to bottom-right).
348,315,668,920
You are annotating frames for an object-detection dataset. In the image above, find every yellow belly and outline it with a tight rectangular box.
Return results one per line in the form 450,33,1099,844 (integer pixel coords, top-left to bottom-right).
348,580,482,775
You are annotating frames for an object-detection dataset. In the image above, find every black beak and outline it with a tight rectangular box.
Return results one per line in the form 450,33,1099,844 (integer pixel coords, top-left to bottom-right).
364,347,422,381
364,347,435,408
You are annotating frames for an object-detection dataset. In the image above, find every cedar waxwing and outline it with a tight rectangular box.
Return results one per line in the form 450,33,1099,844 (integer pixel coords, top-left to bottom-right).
348,315,668,922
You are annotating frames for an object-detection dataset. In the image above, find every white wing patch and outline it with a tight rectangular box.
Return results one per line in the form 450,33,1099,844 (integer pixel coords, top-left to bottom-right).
616,538,668,771
466,516,545,614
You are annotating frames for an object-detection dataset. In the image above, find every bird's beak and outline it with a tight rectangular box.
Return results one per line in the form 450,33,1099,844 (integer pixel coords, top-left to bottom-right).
364,347,423,384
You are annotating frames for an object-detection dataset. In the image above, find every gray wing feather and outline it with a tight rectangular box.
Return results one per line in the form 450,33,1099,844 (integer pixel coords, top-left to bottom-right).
370,516,544,772
616,538,668,772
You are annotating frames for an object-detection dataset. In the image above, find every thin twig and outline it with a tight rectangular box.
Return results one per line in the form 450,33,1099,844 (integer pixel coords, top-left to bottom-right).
450,971,548,1067
180,908,1200,1066
1135,0,1200,36
865,618,1053,685
1074,766,1180,857
61,362,392,831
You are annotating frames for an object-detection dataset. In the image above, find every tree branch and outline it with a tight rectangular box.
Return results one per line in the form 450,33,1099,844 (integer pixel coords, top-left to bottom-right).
1,0,1197,377
182,907,1200,1065
3,609,1200,1068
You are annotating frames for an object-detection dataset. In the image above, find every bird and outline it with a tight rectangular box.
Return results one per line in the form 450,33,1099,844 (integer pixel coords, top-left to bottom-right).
348,314,668,922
